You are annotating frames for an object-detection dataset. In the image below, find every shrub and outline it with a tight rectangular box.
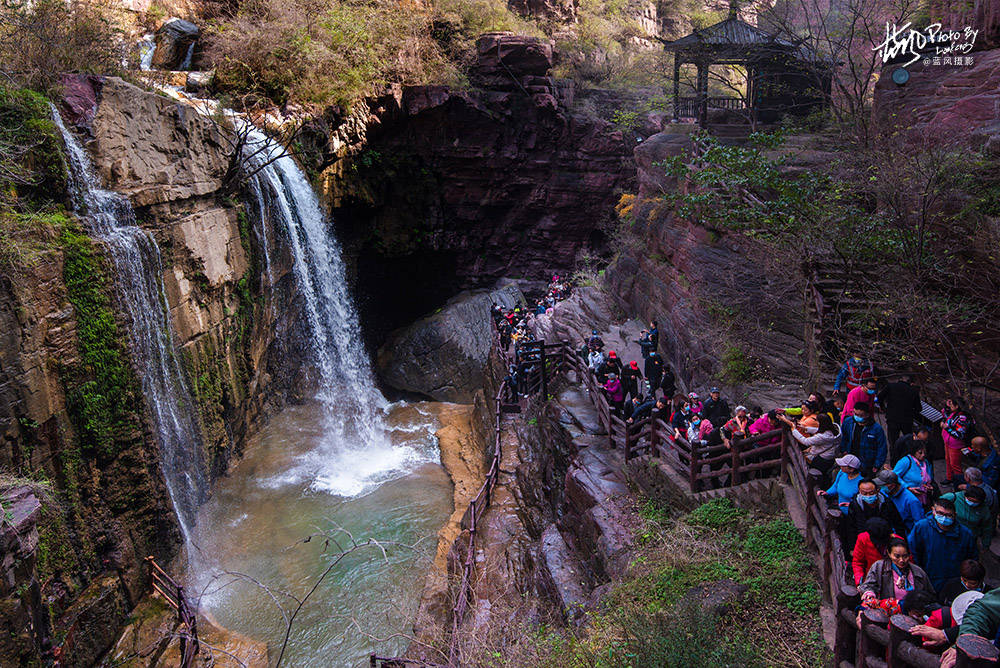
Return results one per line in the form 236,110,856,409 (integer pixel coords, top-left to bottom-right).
209,0,459,109
686,497,747,530
0,0,125,92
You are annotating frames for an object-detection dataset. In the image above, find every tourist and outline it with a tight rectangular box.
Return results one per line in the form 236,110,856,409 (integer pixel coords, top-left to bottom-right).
644,352,664,399
687,391,704,415
859,538,934,603
588,328,604,352
834,353,875,393
659,364,676,398
940,397,971,487
874,470,923,532
670,398,692,438
587,348,604,374
789,412,840,478
966,437,1000,490
817,454,863,512
703,387,730,424
627,395,655,424
910,590,986,653
826,390,845,425
907,497,978,592
722,405,750,451
893,441,935,507
937,560,987,606
648,320,659,353
636,330,653,359
839,401,887,477
842,377,879,422
960,467,998,516
687,413,713,445
878,375,922,445
852,518,899,587
891,425,931,467
604,350,623,377
604,373,625,417
621,360,641,401
941,486,993,549
844,479,907,549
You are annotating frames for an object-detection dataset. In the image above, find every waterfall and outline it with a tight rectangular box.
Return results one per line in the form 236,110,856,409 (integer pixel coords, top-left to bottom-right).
179,41,196,71
138,34,156,71
51,108,207,543
240,125,425,498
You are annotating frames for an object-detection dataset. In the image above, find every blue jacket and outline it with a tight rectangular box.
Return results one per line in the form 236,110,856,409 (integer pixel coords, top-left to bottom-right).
825,471,862,512
881,486,924,531
840,418,887,471
975,449,1000,489
907,517,978,592
894,454,933,490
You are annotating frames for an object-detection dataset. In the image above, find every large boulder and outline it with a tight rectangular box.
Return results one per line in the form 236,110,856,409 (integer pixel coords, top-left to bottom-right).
470,32,555,90
872,49,1000,152
375,285,524,402
152,18,199,70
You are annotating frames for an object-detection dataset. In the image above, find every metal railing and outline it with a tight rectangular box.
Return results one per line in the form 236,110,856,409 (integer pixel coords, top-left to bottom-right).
145,556,199,667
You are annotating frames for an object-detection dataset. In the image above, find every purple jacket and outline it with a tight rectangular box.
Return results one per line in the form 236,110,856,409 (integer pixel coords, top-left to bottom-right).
604,378,624,403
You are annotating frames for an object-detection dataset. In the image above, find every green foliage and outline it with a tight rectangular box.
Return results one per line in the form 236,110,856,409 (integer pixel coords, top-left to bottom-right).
685,497,747,530
0,85,67,209
60,224,142,459
610,109,641,133
743,519,822,616
718,344,756,385
210,0,460,109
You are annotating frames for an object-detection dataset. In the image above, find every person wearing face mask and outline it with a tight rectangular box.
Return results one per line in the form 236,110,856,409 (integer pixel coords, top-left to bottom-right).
845,479,906,551
966,437,1000,490
840,402,887,477
940,397,971,488
842,377,879,424
818,454,863,512
860,538,935,604
907,498,979,592
941,485,993,549
834,353,875,393
937,559,986,606
891,425,931,468
894,441,935,507
875,470,923,532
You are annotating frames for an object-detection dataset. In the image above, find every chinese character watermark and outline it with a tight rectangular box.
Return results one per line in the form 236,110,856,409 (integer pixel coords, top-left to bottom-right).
873,22,979,68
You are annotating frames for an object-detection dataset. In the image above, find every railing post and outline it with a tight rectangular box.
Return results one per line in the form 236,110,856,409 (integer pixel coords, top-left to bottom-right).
956,634,1000,667
689,440,699,491
624,423,632,461
857,607,888,668
650,419,659,458
540,345,548,400
731,438,741,487
780,428,791,484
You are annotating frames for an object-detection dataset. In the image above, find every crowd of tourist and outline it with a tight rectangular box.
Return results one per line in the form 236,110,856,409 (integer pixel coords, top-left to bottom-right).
490,279,1000,663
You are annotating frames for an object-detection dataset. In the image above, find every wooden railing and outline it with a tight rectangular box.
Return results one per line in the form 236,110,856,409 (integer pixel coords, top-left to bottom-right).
371,325,999,667
145,556,198,667
676,95,746,118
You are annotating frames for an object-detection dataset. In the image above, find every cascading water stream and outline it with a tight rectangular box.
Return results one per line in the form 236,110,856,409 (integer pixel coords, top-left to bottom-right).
51,108,208,544
238,124,433,497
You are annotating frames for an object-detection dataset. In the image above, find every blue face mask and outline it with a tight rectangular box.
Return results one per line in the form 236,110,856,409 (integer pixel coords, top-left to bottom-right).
966,498,981,508
854,415,864,423
866,389,875,395
934,513,954,527
858,494,879,504
692,419,701,426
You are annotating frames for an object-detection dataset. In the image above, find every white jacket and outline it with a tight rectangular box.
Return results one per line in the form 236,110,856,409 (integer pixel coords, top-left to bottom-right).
792,423,841,461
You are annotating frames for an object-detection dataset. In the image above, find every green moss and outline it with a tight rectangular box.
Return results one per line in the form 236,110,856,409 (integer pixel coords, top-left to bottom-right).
0,85,67,209
34,505,80,583
60,223,143,459
718,344,757,385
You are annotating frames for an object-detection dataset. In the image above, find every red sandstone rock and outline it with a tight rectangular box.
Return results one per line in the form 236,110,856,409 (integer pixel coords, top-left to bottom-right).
58,74,103,130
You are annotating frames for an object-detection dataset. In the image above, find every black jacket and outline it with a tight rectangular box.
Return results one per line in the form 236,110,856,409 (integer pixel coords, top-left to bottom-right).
703,397,731,424
878,380,921,424
649,327,659,351
644,356,664,381
846,497,907,548
660,368,676,395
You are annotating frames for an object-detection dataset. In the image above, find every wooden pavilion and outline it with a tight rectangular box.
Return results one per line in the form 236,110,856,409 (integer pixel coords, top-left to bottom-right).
661,3,831,127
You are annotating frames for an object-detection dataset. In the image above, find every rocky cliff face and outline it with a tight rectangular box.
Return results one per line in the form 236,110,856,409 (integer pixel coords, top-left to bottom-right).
309,34,635,348
0,76,299,665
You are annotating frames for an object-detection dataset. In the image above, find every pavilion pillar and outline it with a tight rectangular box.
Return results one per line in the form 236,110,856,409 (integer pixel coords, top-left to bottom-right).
673,56,681,122
696,60,708,128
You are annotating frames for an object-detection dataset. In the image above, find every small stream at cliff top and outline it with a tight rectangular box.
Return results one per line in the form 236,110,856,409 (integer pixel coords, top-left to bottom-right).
183,122,451,664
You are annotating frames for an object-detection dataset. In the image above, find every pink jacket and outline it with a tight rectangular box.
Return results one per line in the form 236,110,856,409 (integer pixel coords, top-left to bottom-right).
842,385,876,420
749,415,781,446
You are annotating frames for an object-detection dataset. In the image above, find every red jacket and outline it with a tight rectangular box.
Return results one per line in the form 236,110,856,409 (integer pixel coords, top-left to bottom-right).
852,531,903,585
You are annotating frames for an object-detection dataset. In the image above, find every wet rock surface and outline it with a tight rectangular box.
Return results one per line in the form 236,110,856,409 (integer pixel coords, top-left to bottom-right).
152,18,200,70
376,285,524,402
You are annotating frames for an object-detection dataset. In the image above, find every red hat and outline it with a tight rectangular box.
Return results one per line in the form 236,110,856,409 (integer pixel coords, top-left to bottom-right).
609,351,617,358
630,360,638,369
